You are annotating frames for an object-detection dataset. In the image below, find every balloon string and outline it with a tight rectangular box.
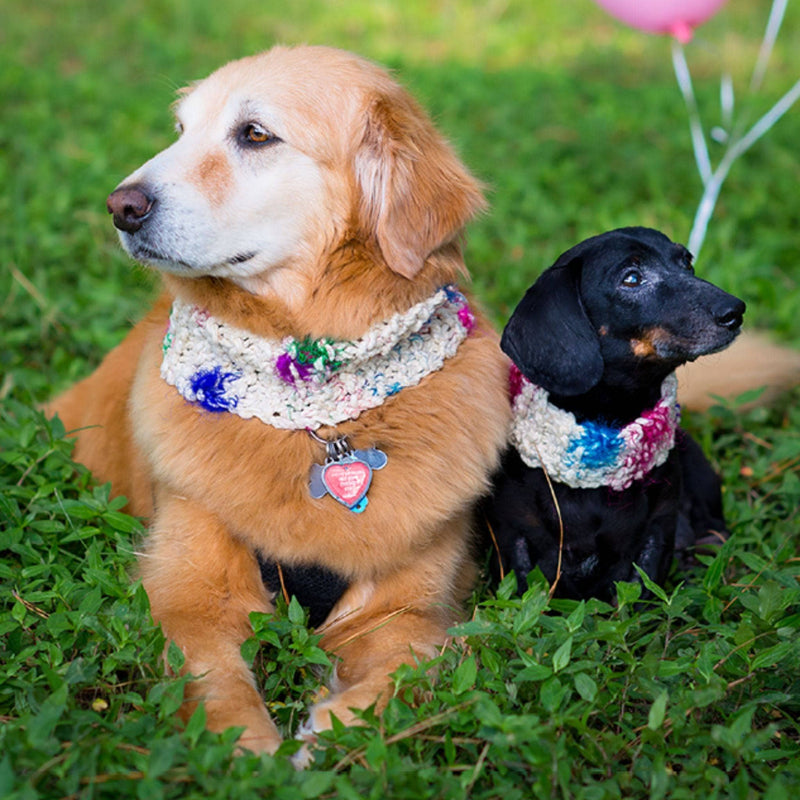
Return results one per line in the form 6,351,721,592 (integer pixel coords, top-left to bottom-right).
687,76,800,258
671,0,800,259
671,41,711,186
751,0,788,93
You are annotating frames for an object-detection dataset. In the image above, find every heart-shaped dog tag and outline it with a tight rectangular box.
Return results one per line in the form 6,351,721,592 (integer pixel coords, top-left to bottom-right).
322,458,372,510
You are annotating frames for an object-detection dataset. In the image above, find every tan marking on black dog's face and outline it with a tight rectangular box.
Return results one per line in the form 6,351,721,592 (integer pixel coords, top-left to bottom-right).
631,336,656,358
630,327,674,358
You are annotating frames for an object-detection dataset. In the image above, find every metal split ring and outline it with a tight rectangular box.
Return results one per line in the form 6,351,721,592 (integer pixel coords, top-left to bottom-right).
307,429,353,463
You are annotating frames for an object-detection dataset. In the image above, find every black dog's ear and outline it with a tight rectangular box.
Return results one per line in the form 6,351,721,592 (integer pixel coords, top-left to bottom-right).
501,259,603,396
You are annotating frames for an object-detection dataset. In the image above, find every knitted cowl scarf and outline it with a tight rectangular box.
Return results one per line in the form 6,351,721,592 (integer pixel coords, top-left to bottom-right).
160,285,476,430
508,364,680,492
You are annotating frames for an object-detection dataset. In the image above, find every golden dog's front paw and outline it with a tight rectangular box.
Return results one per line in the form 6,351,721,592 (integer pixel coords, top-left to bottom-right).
290,692,369,769
193,678,283,756
290,719,319,770
235,723,283,756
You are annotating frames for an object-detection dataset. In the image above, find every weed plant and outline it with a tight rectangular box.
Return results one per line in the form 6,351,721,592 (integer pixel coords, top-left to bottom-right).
2,1,799,797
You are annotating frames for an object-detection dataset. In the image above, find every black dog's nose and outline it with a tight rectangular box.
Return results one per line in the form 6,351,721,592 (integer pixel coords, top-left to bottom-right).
107,184,155,233
714,297,746,330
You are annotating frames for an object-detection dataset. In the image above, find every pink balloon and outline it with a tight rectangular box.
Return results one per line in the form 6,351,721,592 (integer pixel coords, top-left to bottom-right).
594,0,728,43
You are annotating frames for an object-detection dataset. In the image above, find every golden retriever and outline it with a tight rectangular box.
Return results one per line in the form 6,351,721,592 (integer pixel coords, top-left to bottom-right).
49,45,510,757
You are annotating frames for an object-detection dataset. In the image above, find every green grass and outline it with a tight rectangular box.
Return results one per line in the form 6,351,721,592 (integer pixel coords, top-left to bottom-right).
2,0,800,797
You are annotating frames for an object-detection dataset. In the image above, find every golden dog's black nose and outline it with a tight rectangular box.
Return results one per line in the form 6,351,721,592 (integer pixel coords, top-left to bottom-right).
107,185,154,233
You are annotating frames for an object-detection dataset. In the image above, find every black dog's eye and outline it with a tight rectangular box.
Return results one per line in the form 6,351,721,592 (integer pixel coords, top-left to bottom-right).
621,269,643,288
239,122,281,147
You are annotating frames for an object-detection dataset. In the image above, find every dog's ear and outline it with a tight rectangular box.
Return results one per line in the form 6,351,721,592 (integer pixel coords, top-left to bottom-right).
501,258,603,396
355,92,486,279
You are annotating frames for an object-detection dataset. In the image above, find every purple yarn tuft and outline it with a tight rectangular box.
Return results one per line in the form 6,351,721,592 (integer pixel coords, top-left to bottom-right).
275,353,313,384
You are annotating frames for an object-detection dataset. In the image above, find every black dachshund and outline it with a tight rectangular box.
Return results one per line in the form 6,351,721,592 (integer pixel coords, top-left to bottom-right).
484,227,745,601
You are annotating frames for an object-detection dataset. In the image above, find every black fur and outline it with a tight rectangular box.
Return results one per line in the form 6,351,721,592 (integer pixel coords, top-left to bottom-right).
484,227,744,601
258,557,349,628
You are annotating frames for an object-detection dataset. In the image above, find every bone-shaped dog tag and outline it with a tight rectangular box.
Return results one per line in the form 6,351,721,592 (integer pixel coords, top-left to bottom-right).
309,463,327,499
353,447,388,470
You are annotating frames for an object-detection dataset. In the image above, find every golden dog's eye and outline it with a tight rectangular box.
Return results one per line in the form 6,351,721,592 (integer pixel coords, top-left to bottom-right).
241,122,279,146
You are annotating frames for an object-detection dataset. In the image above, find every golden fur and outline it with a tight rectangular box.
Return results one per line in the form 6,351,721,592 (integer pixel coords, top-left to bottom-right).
49,46,510,757
677,331,800,411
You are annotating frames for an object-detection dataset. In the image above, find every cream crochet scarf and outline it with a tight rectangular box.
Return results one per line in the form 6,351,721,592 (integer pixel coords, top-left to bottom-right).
509,366,680,491
160,285,475,430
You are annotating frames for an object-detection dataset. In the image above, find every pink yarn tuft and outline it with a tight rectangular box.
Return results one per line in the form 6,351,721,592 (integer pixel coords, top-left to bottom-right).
457,305,476,332
620,403,676,480
508,363,524,401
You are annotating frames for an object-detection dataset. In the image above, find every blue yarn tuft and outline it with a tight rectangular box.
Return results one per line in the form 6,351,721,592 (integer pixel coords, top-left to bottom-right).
189,366,240,413
567,421,623,470
443,284,463,304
